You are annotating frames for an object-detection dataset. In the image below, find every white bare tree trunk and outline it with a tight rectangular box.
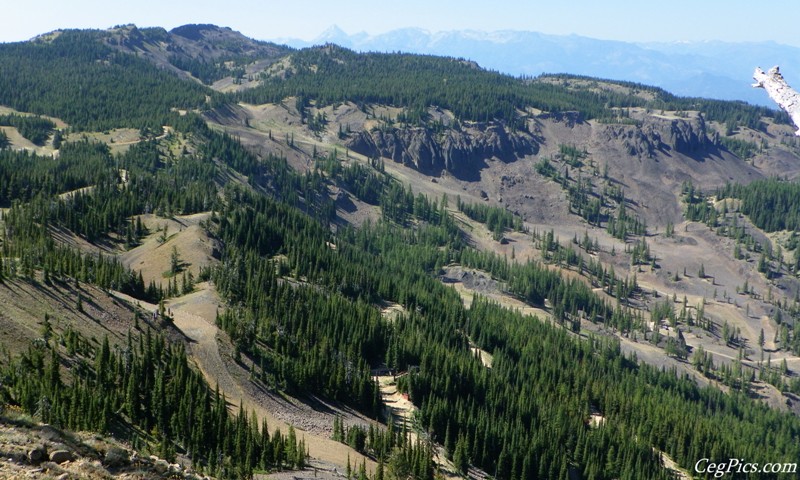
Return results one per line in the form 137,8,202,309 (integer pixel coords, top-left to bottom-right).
753,66,800,135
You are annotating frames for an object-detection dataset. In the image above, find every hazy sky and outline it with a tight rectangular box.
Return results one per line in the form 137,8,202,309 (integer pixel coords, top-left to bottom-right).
2,0,799,46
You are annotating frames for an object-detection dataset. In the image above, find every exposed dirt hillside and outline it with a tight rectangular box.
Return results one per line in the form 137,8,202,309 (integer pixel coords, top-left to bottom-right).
0,277,138,358
208,99,800,229
119,212,219,290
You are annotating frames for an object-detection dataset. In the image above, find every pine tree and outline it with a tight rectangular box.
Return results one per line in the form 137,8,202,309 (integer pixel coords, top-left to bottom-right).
286,426,298,468
376,459,385,480
40,313,52,344
46,348,61,394
453,435,469,474
170,246,181,276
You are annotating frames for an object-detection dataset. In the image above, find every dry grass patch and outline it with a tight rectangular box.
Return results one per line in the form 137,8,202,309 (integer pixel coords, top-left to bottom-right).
119,213,218,289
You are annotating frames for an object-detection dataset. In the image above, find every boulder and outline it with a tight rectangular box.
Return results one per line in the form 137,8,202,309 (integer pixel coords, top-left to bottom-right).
153,458,170,474
27,446,46,464
103,446,130,468
49,449,73,464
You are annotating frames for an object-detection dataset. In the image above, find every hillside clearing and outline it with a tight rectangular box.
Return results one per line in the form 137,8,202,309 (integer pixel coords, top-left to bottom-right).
119,212,218,289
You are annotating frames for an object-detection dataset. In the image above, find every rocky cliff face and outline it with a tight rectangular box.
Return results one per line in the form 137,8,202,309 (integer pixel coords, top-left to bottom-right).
345,112,713,179
598,114,717,158
345,122,539,176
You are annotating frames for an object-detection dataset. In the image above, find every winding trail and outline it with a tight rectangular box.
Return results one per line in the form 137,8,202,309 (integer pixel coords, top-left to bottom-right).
377,376,462,479
112,285,375,472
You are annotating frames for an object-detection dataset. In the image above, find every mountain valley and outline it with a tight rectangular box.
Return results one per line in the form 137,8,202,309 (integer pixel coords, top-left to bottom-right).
1,23,800,479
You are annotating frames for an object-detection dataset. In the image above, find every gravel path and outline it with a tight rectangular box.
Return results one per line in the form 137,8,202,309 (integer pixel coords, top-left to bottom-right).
112,286,376,471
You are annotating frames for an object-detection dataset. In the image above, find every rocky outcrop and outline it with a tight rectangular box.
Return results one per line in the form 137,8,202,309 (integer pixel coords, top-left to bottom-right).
599,114,715,158
536,111,583,127
599,124,657,158
345,122,539,175
103,447,130,468
645,114,715,154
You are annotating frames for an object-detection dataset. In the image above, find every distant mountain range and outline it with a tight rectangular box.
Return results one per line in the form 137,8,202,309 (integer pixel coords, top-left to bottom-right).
274,26,799,107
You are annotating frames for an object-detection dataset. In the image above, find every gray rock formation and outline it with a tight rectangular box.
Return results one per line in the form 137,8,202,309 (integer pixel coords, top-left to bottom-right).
642,114,715,155
598,114,714,158
345,122,538,177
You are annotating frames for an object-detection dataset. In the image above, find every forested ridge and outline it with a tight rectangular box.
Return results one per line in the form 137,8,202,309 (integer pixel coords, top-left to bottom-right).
0,30,211,131
164,24,292,85
1,26,800,480
237,45,786,131
0,26,785,134
0,112,329,477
